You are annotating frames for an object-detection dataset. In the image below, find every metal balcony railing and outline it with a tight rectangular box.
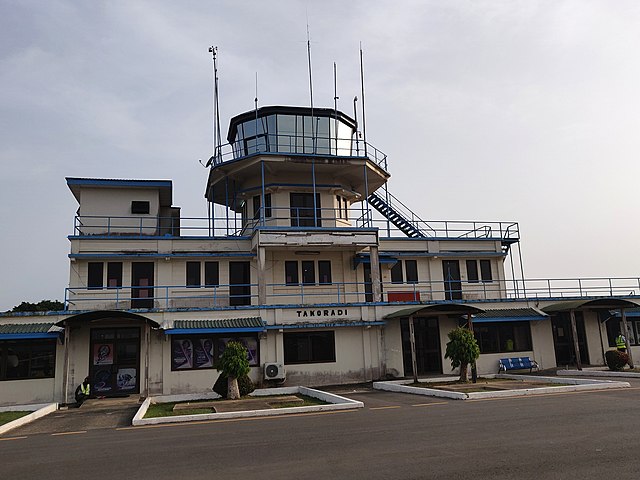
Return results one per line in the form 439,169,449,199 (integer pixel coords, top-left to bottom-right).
63,276,640,311
71,211,519,242
208,134,388,169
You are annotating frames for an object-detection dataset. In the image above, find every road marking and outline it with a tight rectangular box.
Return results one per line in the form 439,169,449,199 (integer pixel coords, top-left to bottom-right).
51,431,87,436
369,405,402,410
411,402,449,407
0,436,27,441
467,385,640,402
116,409,360,431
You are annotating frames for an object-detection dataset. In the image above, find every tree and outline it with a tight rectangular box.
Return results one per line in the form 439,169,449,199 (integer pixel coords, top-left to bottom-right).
217,341,250,400
444,327,480,382
10,300,64,313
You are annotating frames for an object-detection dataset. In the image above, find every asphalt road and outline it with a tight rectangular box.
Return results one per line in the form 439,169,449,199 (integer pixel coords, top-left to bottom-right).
2,381,639,480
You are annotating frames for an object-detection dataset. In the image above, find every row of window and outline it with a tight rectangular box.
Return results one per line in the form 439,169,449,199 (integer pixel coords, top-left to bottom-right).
285,260,332,286
171,335,259,371
606,319,640,347
169,331,337,370
0,340,57,381
251,193,350,222
474,322,532,354
466,260,493,283
86,259,493,290
391,260,418,284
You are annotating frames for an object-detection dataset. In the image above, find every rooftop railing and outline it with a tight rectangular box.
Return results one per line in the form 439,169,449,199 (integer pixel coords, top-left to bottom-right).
63,276,640,311
71,210,519,241
209,134,388,169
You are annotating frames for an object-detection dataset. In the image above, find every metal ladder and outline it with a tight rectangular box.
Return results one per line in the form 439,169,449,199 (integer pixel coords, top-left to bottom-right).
367,191,430,238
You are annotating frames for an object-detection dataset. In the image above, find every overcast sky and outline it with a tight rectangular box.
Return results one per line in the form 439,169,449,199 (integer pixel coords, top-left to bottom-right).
1,0,639,311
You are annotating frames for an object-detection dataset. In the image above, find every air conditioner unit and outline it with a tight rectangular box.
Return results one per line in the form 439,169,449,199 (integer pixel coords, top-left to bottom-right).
264,362,285,381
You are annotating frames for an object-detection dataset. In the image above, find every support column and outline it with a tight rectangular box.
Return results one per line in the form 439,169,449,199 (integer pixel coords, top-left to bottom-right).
569,309,582,371
408,314,418,384
369,245,382,303
257,246,267,305
62,322,70,405
144,322,151,397
621,309,634,368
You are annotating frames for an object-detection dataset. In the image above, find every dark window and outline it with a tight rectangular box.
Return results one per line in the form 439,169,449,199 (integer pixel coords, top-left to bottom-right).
253,193,273,220
1,340,56,381
290,193,321,227
466,260,479,283
107,262,123,288
302,261,316,285
88,262,103,290
474,322,532,354
336,195,342,219
285,261,299,285
131,201,150,214
480,260,493,282
171,334,259,371
405,260,418,283
186,262,201,287
284,331,336,364
318,261,332,284
391,262,403,284
204,262,219,287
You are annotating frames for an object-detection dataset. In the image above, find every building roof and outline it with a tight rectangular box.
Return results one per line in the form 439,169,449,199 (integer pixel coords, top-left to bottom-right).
0,323,62,339
166,317,266,334
66,177,173,205
473,308,548,323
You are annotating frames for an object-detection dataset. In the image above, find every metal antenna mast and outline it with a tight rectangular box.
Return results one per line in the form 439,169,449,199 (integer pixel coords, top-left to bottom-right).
207,46,222,166
307,23,315,146
333,62,339,155
359,43,367,157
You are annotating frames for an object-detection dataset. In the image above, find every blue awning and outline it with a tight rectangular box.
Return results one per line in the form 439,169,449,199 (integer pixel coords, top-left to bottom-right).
472,308,548,323
164,317,266,335
0,323,63,340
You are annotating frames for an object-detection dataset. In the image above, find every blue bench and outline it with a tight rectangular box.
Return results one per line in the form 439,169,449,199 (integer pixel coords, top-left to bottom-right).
498,357,539,374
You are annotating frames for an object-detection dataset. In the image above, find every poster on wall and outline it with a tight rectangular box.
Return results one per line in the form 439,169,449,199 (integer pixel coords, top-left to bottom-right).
93,369,112,393
194,338,215,369
172,339,193,369
220,337,259,366
93,344,113,366
117,368,137,390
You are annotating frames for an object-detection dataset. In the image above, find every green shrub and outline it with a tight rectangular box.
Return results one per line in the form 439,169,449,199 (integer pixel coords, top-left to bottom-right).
444,327,480,382
605,349,629,371
212,373,255,398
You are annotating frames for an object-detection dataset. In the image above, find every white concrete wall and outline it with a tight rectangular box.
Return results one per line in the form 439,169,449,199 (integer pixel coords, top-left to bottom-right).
78,187,161,235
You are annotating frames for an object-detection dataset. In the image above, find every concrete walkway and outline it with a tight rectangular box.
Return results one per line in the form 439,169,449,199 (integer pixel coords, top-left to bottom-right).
10,397,141,435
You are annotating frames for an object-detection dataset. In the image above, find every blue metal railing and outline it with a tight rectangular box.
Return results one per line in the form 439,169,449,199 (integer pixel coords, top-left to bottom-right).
210,134,388,169
64,276,640,311
72,212,519,241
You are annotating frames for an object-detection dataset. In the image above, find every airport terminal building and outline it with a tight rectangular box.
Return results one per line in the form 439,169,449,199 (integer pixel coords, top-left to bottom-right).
2,104,639,406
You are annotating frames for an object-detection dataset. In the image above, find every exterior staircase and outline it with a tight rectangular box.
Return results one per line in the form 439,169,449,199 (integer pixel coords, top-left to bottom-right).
367,191,428,238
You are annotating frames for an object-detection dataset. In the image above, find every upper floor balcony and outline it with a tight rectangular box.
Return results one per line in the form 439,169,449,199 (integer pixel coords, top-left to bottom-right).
63,276,640,312
70,210,519,243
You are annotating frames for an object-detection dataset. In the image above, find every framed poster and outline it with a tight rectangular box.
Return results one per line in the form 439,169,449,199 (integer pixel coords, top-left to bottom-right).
194,338,215,369
172,338,193,370
93,344,113,365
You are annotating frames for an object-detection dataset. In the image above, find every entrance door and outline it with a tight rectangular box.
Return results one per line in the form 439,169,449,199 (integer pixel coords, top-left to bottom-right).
551,312,590,366
90,328,140,395
400,316,442,375
131,262,154,308
442,260,462,300
229,261,251,306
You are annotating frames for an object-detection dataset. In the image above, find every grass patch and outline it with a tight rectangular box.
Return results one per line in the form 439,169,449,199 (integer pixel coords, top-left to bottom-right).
0,411,30,426
270,395,328,408
409,379,568,393
144,402,213,418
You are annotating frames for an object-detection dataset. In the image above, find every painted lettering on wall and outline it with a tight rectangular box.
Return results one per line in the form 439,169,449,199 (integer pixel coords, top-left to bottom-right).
296,309,348,318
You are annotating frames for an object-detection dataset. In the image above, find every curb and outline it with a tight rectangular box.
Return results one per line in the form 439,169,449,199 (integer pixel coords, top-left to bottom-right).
0,403,58,435
132,386,363,426
373,375,630,400
558,369,640,378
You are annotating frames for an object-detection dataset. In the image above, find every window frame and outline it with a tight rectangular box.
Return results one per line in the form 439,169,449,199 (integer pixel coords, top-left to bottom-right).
107,262,123,289
170,334,259,371
283,331,336,365
480,260,493,283
474,321,532,354
318,260,332,285
88,262,104,290
186,261,201,288
0,339,57,381
285,261,299,285
466,260,479,283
